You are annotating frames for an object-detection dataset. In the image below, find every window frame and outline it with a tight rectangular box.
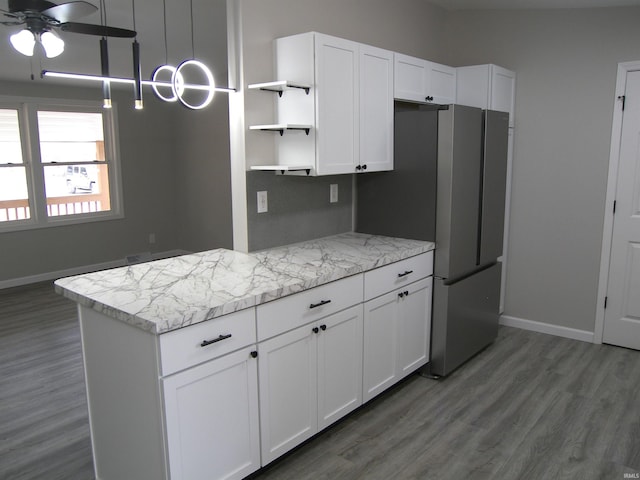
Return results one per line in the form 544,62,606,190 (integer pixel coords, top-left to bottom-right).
0,96,124,233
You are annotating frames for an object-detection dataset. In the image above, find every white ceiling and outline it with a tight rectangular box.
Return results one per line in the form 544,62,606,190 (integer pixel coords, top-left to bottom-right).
428,0,640,9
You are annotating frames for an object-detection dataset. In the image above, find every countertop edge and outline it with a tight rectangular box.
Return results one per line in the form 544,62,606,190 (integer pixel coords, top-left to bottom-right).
55,235,435,335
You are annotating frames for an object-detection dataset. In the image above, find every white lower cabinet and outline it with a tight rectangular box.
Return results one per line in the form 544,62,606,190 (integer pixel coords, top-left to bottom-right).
77,254,432,480
258,304,363,464
162,347,261,480
363,275,433,403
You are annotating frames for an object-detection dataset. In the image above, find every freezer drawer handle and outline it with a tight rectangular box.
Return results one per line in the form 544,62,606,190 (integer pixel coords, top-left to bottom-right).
397,270,413,278
200,334,232,347
309,299,332,309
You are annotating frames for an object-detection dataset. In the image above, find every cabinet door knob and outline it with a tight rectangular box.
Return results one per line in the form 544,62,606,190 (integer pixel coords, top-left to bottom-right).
404,290,409,296
320,324,327,331
362,164,367,170
312,327,320,334
355,165,361,171
426,96,434,102
250,351,258,358
398,292,404,298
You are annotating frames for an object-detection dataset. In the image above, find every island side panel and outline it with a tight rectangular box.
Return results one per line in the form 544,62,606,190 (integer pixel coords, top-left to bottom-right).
78,306,168,480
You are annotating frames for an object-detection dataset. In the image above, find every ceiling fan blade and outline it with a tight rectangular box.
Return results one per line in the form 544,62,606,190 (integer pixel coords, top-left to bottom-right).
8,0,57,14
42,1,97,23
59,22,137,38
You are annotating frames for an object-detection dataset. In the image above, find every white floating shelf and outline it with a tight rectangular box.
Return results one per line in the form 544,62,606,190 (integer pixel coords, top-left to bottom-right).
249,124,312,136
247,81,311,96
250,165,314,175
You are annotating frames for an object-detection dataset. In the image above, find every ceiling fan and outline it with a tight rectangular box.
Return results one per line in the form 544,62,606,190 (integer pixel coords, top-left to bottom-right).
1,0,136,58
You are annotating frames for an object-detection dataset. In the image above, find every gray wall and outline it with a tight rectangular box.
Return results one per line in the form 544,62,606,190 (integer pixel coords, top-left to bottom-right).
247,172,352,251
173,104,233,253
446,7,640,333
239,0,448,250
0,81,179,283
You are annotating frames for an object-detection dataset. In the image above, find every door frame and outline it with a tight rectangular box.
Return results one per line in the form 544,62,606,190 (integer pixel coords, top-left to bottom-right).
595,60,640,344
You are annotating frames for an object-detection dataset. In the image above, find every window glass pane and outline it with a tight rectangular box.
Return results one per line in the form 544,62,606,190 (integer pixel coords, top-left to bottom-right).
0,165,30,222
0,109,24,165
37,111,105,164
44,164,111,217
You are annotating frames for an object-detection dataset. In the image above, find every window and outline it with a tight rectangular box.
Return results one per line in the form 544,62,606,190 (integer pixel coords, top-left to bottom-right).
0,98,122,231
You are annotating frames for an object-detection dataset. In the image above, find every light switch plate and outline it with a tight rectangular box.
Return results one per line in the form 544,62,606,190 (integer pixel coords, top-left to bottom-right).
330,184,338,203
257,191,268,213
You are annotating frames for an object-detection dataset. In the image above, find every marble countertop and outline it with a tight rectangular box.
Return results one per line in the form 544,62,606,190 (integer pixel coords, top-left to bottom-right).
55,232,434,334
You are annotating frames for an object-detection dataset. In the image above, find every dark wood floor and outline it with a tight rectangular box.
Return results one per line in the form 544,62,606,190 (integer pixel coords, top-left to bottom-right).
1,282,639,480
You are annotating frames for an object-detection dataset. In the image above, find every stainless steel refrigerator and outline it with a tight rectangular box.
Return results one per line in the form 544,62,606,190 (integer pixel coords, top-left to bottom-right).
356,103,509,377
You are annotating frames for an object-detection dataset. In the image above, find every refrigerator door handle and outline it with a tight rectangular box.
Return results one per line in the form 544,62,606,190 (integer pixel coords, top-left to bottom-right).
476,111,486,267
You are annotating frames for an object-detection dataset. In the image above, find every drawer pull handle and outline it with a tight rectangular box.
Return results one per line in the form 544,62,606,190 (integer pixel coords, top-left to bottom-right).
200,334,232,347
398,270,414,278
309,299,332,309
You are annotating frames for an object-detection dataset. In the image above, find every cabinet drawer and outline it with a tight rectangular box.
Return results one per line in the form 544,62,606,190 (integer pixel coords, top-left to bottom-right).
257,274,363,341
364,252,433,301
159,308,256,376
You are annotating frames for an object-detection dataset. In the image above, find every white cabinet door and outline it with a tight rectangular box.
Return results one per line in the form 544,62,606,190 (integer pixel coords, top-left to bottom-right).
397,277,432,378
394,53,429,103
456,64,516,127
258,325,318,464
490,65,516,127
315,34,359,175
360,44,394,173
162,347,260,480
394,54,456,105
428,62,457,105
363,277,433,402
317,305,364,430
362,290,399,402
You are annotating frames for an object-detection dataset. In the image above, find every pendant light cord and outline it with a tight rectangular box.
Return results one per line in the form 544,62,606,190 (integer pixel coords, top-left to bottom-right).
99,0,106,26
190,0,195,59
163,0,168,64
132,0,137,35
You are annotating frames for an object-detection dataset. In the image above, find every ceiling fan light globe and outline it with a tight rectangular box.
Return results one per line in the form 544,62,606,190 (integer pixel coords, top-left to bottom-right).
10,29,36,57
40,31,64,58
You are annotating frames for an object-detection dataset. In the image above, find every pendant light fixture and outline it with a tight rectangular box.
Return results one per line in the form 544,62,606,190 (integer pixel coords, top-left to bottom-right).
151,0,182,103
39,0,235,110
170,0,215,110
99,0,112,109
131,0,143,110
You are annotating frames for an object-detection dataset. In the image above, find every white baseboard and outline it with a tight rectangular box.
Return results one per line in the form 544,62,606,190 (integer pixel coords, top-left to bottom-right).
500,315,595,343
0,249,190,290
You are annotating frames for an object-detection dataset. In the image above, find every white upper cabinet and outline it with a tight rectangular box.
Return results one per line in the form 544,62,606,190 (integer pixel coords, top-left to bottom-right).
456,64,516,127
394,53,457,105
359,44,394,174
255,32,393,175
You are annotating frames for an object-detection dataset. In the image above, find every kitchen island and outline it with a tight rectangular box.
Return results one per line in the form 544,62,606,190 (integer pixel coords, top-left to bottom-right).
56,232,435,480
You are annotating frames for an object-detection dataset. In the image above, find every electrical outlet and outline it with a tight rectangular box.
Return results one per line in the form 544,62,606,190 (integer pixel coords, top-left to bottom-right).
330,184,338,203
257,191,268,213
